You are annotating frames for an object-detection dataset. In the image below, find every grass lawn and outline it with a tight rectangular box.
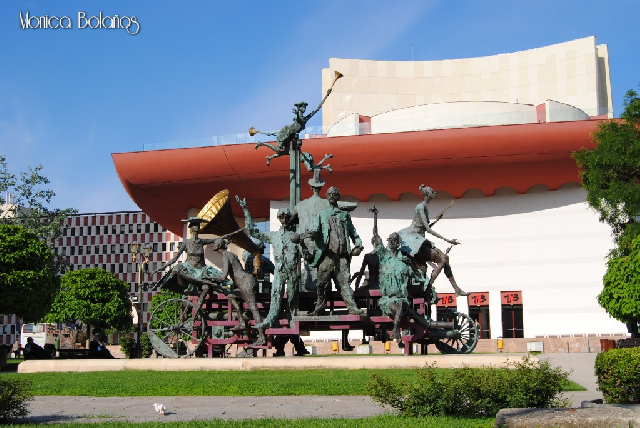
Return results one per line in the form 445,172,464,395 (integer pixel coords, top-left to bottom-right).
1,415,495,427
0,366,585,396
1,359,578,426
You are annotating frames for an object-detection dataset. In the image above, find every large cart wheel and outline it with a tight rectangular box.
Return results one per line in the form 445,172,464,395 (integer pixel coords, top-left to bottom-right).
147,298,206,358
434,311,478,354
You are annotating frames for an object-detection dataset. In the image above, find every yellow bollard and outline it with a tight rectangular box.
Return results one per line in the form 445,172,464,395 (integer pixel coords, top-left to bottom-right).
331,340,339,353
384,341,391,353
497,337,504,352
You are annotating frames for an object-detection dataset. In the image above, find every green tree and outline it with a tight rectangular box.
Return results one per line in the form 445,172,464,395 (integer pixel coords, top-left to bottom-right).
0,225,58,321
573,87,640,252
573,85,640,336
45,268,133,335
598,235,640,337
148,289,185,340
0,155,77,273
149,289,182,315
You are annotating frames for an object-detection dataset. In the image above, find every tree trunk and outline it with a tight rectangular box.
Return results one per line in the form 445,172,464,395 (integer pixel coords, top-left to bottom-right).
626,319,639,338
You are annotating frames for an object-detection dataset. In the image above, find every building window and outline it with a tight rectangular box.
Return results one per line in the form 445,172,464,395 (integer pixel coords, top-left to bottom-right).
103,245,107,254
86,246,91,255
145,224,150,233
152,243,158,252
468,292,491,339
129,224,133,233
120,244,125,253
63,228,67,236
71,228,75,236
94,246,100,254
120,225,125,234
112,225,116,234
79,227,83,236
78,247,83,255
110,245,116,254
154,224,159,232
104,226,108,234
501,291,524,338
137,224,142,233
162,243,167,252
170,242,175,251
119,264,124,273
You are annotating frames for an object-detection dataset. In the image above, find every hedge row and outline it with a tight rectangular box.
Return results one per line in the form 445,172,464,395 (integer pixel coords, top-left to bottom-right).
367,356,569,417
595,347,640,404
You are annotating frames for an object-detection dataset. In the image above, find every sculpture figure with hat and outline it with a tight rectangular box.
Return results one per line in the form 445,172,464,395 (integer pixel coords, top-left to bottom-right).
252,71,343,170
151,217,247,332
306,186,364,316
252,71,342,213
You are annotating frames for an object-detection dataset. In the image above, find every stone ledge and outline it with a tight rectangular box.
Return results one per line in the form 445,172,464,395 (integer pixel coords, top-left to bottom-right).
495,407,640,428
18,354,531,373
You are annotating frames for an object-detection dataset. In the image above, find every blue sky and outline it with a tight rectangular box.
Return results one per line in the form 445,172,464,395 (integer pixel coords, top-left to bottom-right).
1,0,638,214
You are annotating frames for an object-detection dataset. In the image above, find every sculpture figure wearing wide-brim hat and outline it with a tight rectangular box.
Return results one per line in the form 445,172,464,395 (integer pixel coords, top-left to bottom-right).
150,217,248,338
307,168,325,189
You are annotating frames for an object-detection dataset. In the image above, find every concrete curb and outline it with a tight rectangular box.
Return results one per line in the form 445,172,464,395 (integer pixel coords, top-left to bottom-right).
495,406,640,428
18,354,532,373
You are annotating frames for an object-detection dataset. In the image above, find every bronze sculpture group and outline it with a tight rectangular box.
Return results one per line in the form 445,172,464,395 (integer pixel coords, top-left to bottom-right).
150,71,475,355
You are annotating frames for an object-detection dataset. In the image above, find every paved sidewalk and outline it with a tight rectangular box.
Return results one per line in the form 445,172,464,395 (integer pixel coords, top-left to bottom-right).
538,352,603,406
18,352,603,423
23,396,389,423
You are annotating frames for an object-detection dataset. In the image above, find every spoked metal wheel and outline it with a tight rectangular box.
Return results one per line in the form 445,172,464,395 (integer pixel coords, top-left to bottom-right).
147,298,206,358
434,311,478,354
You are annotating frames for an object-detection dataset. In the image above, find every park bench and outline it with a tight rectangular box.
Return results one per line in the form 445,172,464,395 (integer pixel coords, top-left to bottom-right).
617,338,640,348
618,337,640,348
57,348,91,359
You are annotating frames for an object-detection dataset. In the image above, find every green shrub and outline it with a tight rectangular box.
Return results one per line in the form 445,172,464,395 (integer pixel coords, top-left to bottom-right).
141,333,153,358
120,334,152,358
0,377,33,422
119,336,137,359
595,347,640,404
367,357,569,417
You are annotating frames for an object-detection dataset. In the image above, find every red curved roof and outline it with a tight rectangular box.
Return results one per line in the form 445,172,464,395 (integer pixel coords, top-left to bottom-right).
112,119,600,236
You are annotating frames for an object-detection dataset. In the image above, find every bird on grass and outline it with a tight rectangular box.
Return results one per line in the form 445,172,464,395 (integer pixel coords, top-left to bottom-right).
153,403,167,416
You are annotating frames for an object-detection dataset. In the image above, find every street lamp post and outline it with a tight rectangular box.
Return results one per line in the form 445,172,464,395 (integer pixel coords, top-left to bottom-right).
130,241,151,358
